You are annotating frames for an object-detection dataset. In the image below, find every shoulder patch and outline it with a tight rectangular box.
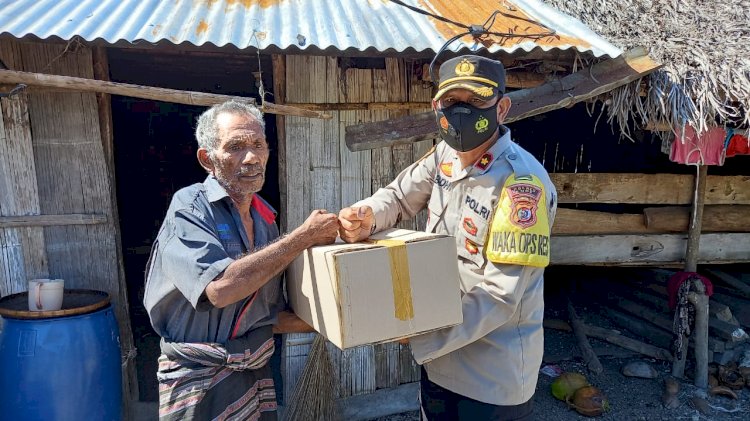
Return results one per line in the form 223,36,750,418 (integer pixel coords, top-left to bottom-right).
486,175,551,267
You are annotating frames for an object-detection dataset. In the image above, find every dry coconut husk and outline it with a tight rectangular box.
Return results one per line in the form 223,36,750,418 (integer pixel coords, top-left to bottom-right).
568,386,610,417
718,364,745,390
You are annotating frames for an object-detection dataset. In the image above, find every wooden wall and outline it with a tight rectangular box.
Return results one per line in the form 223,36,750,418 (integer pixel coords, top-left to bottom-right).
279,55,434,399
0,40,136,411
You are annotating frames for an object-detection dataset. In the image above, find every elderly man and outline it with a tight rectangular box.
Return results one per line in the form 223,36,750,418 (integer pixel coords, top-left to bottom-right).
339,55,557,420
144,101,338,420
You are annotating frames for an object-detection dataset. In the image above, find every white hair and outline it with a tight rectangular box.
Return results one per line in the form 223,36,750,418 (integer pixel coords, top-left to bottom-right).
195,100,265,157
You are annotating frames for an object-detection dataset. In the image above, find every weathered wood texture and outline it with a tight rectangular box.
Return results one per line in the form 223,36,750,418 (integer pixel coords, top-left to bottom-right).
92,45,139,411
0,68,330,119
551,233,750,265
0,213,107,228
344,48,661,151
643,205,750,232
553,174,750,205
3,41,137,408
0,39,48,295
281,56,432,399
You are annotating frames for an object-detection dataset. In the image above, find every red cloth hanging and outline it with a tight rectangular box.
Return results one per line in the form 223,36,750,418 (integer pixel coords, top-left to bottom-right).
667,271,714,310
670,126,726,165
726,134,750,157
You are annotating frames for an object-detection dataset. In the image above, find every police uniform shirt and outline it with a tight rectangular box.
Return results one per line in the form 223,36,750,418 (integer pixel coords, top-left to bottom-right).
355,127,557,405
143,175,284,344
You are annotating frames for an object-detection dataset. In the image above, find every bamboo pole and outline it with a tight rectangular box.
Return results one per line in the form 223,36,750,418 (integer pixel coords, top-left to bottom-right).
0,69,332,119
671,165,709,388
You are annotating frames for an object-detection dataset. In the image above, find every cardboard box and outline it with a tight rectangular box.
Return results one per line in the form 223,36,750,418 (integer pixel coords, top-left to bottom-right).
287,228,463,349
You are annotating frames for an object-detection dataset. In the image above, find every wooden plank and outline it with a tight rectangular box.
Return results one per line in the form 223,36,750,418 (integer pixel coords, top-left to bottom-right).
0,213,107,228
553,208,655,235
286,102,431,111
553,174,750,205
271,54,288,231
704,269,750,298
0,69,332,119
644,205,750,232
551,233,750,265
408,66,434,233
345,47,661,151
612,298,728,351
0,38,48,296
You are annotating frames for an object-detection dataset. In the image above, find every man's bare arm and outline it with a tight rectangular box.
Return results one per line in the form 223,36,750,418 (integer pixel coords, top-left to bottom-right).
205,210,338,308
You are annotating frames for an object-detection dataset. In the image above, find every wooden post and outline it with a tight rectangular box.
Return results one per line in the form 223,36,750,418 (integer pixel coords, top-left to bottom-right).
568,300,603,374
92,45,138,417
671,165,709,388
272,54,287,232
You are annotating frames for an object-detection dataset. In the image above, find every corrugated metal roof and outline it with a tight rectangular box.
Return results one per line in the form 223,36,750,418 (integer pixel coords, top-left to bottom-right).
0,0,622,58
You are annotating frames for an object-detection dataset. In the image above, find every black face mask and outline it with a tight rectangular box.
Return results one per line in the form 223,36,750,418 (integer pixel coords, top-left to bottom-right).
435,102,499,152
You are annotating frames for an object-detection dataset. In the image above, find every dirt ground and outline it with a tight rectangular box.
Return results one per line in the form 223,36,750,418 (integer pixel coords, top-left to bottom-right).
374,328,749,421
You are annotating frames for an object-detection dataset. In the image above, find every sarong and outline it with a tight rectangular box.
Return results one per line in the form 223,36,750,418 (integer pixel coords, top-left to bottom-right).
157,325,277,421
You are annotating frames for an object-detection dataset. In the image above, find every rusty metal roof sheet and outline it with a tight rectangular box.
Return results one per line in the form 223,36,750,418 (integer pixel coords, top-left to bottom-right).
0,0,621,57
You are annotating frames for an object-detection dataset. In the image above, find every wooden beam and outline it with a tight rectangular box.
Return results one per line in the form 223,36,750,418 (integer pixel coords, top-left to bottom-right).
568,301,603,374
0,69,332,119
544,318,673,361
0,213,107,228
704,269,750,298
344,47,662,151
551,233,750,265
286,102,431,111
553,208,656,235
644,205,750,232
552,173,750,205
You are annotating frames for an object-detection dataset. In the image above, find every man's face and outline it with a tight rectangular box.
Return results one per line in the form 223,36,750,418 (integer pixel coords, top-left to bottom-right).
210,112,269,199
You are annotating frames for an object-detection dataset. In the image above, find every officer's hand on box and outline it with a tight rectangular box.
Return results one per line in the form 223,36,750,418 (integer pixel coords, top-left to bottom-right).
338,206,374,243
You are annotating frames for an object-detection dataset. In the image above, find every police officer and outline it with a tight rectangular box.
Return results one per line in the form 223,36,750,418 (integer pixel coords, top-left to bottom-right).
338,55,557,420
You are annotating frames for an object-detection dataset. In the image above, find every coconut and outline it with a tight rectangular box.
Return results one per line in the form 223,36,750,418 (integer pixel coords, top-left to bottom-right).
551,372,589,401
569,386,610,417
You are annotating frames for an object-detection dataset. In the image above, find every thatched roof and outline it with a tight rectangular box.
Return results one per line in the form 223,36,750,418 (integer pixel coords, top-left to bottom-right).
544,0,750,136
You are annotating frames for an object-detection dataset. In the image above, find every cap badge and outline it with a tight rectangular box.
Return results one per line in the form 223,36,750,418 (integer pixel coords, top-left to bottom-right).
455,59,475,76
474,86,494,97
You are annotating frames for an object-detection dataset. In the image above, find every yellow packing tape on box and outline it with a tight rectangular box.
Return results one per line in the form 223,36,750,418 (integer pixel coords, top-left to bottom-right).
367,239,414,321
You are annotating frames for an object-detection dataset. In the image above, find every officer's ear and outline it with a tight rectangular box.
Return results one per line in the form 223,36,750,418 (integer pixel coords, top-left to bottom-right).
197,148,215,174
431,99,439,111
496,96,512,123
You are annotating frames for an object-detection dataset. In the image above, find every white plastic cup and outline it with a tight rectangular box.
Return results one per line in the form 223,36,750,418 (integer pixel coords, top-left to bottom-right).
27,279,65,311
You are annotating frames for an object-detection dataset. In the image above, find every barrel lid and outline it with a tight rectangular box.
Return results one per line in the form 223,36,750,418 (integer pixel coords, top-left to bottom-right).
0,289,110,319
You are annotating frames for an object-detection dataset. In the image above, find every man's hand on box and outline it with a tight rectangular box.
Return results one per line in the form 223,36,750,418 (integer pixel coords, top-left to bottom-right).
273,310,315,334
338,206,374,243
300,209,339,247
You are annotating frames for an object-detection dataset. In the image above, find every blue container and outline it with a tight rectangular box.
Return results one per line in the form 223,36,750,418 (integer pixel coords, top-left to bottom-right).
0,306,122,420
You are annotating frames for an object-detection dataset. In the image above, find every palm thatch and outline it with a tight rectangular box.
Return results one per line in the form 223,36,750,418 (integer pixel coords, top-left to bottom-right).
544,0,750,136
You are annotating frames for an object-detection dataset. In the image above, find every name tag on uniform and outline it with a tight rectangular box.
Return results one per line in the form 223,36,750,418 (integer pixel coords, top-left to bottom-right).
486,175,550,267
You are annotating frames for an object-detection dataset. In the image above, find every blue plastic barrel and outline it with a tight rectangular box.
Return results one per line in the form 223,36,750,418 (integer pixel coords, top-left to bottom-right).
0,305,122,420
